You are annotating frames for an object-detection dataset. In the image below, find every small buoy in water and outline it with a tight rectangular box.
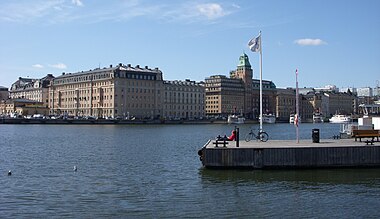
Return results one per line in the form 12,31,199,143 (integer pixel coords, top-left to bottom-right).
8,170,11,176
73,166,77,172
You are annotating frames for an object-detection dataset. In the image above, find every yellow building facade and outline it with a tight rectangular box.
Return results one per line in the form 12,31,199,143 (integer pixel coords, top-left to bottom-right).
163,80,205,120
49,64,163,119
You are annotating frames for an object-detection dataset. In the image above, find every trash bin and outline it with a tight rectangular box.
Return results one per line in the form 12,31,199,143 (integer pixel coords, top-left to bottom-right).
312,129,320,143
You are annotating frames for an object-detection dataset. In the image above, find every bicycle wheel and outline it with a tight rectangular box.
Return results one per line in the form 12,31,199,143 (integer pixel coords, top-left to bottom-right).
259,132,269,142
245,133,253,142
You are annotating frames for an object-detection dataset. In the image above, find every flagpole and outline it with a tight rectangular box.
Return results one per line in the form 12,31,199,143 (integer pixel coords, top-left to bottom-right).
247,31,263,132
259,31,263,132
295,69,299,143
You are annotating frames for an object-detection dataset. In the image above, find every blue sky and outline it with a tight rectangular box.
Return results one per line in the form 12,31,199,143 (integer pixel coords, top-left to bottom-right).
0,0,379,89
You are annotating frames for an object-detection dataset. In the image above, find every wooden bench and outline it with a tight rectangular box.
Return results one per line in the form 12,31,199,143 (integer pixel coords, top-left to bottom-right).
213,135,230,147
352,129,380,142
213,139,229,147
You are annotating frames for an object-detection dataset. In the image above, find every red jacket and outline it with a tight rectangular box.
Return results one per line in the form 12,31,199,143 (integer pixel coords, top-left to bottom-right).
228,131,236,141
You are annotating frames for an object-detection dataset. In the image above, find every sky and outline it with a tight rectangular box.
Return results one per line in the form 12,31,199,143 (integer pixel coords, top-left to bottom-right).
0,0,379,89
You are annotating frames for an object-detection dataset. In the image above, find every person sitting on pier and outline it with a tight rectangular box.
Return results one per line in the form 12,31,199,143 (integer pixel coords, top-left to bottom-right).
227,130,236,141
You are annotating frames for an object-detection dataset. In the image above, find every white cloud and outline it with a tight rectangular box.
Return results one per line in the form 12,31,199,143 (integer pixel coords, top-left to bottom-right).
49,63,67,69
32,64,44,68
0,1,234,25
0,0,65,23
196,3,227,20
71,0,83,7
231,4,241,9
294,38,327,46
162,2,233,24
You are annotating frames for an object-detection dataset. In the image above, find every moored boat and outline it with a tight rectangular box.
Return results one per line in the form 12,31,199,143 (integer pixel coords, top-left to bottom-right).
289,114,295,123
329,114,351,123
227,115,245,124
313,112,324,123
289,114,301,124
260,114,276,124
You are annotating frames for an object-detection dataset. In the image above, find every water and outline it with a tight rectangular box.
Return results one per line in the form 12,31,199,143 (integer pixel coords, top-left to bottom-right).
1,123,379,218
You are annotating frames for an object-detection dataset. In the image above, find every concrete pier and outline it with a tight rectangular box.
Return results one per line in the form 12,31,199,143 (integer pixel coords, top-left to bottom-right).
198,139,380,169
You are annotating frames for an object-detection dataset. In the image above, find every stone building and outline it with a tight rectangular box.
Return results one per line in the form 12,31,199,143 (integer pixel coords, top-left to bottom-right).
9,74,54,106
0,86,8,101
275,88,296,122
205,75,245,117
231,53,253,116
323,92,356,116
300,95,315,122
252,79,277,119
303,90,356,118
205,53,277,119
0,98,48,116
49,63,163,119
163,79,205,120
357,87,373,97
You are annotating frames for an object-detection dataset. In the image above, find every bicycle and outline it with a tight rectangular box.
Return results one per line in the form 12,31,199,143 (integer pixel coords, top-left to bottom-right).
245,128,269,142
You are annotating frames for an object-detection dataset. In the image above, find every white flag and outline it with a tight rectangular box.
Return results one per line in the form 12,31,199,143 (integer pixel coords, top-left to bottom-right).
248,34,261,52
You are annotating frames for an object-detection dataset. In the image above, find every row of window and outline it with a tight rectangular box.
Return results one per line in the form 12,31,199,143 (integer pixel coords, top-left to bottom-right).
278,99,296,104
163,99,204,104
165,92,203,98
206,105,219,108
116,73,157,81
164,87,203,92
164,105,203,110
54,73,112,85
124,88,155,94
206,110,220,113
163,112,204,117
56,95,113,102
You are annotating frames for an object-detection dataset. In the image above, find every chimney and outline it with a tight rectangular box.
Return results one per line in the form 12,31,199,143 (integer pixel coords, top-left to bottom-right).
110,64,113,68
136,65,140,68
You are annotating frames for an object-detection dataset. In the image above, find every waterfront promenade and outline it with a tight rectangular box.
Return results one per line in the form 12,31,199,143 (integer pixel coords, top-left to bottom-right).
0,117,257,125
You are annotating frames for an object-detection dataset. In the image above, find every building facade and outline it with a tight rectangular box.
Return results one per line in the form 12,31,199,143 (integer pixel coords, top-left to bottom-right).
9,74,54,106
0,86,8,101
323,92,356,116
252,79,277,119
0,99,47,116
357,87,373,97
49,63,163,119
231,53,253,116
205,53,277,119
304,90,356,118
205,75,245,117
275,88,296,122
163,79,205,120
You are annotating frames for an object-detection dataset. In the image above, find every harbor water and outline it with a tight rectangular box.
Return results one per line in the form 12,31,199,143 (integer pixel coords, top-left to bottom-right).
1,123,379,218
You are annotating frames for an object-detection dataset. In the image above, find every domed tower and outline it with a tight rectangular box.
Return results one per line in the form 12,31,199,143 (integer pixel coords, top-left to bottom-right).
234,53,253,117
235,53,253,85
